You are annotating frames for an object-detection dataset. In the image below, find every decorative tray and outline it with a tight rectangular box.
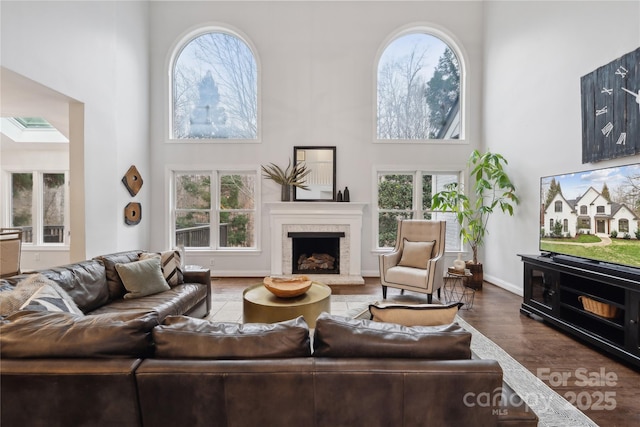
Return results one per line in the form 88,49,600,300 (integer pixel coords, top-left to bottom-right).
263,276,312,298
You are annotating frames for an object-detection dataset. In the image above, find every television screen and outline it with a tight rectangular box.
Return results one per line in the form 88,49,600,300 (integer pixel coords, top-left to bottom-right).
540,163,640,269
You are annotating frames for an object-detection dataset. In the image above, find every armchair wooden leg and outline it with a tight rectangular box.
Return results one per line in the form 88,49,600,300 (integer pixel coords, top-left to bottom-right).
427,293,433,304
437,288,441,299
382,285,387,299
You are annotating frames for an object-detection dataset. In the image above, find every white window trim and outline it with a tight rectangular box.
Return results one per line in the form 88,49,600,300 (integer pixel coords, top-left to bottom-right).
2,169,70,248
372,166,463,253
166,23,262,144
167,165,261,252
373,23,468,144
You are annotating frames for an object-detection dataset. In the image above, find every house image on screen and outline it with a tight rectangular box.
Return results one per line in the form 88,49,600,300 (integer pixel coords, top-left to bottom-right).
544,187,639,238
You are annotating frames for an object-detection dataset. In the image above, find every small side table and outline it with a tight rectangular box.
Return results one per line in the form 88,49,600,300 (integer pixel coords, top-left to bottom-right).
444,271,475,309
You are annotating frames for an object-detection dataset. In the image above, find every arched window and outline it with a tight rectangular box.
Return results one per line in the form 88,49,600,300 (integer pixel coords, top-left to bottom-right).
376,30,461,141
172,29,258,140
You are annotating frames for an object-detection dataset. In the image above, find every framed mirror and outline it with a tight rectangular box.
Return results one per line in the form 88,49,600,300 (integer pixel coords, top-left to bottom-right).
293,146,336,201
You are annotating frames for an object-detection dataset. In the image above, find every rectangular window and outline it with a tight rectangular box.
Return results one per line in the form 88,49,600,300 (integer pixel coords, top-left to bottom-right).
376,170,460,251
619,219,629,233
554,201,563,213
8,171,68,245
172,170,258,249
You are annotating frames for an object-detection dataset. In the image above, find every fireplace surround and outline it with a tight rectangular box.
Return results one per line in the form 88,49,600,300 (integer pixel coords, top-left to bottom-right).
267,202,366,285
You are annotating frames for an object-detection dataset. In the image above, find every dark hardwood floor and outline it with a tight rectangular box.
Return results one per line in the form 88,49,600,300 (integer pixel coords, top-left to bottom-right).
212,277,640,426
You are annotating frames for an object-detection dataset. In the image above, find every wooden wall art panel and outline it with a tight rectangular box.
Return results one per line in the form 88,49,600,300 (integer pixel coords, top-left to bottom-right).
581,47,640,163
124,202,142,225
122,165,143,196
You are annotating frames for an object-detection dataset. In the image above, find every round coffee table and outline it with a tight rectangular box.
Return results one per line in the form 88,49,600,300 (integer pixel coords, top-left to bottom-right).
243,282,331,327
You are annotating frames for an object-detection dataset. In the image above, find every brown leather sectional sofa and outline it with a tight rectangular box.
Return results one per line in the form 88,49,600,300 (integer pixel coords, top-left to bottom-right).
0,252,537,427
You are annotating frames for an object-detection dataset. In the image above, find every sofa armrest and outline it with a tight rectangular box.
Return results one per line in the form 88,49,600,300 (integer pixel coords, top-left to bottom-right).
183,267,210,286
183,268,211,316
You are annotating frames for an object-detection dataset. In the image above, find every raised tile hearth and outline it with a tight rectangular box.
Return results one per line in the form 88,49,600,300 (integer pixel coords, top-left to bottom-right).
266,202,367,285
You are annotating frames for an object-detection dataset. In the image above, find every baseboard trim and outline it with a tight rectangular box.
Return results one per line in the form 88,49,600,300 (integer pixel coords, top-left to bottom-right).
483,273,523,297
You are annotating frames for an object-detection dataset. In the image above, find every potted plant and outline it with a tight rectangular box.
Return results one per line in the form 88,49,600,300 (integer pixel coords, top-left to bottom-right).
431,150,519,289
261,159,311,201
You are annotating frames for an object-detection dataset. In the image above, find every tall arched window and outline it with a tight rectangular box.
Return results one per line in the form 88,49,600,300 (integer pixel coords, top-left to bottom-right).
172,29,258,140
377,30,461,141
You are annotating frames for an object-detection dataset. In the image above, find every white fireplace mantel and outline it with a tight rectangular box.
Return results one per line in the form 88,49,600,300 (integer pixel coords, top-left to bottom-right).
266,202,367,284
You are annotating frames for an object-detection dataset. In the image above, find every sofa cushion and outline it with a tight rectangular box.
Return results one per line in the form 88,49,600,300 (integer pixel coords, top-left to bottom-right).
116,257,170,299
369,302,462,326
153,315,311,359
88,283,206,321
94,250,143,300
398,239,435,269
36,260,109,313
313,312,471,359
0,310,158,358
140,250,184,287
20,278,84,316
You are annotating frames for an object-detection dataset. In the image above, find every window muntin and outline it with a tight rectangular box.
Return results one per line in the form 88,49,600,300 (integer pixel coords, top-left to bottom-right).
9,171,67,245
377,32,461,141
172,170,257,249
172,31,258,140
376,171,460,251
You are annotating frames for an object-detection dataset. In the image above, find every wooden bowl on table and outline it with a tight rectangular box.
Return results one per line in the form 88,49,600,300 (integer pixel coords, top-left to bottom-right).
263,276,312,298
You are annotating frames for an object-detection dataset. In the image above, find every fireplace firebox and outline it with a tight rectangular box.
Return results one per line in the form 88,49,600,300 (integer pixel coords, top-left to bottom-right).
288,231,345,275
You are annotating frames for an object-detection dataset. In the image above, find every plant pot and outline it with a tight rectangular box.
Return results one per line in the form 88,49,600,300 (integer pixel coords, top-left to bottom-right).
281,185,292,202
465,262,483,290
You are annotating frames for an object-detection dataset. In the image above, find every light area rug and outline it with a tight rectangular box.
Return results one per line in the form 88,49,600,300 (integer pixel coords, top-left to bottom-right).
454,316,598,427
206,293,598,427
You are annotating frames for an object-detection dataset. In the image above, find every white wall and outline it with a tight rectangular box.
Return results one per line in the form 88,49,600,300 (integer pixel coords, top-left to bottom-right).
0,0,150,260
482,0,640,294
3,1,637,293
148,0,485,276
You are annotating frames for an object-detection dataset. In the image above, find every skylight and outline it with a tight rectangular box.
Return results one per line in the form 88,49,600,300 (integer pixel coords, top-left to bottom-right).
0,116,68,143
14,117,55,129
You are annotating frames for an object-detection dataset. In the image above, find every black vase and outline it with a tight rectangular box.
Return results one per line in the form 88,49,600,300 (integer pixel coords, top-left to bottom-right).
343,187,350,202
336,190,343,202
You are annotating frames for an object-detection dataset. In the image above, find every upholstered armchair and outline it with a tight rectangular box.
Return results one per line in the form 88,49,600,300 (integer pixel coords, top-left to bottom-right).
378,220,446,302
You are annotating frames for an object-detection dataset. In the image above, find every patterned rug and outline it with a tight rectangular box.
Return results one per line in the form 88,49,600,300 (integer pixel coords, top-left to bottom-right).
348,300,598,427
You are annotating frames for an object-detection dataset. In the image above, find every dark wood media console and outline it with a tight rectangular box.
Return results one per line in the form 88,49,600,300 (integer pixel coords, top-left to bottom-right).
520,254,640,369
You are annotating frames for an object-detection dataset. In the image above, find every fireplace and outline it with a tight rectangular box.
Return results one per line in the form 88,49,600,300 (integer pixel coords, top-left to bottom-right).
267,201,366,285
289,232,345,274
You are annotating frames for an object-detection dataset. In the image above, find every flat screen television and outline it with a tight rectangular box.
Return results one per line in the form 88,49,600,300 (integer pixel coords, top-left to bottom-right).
539,162,640,275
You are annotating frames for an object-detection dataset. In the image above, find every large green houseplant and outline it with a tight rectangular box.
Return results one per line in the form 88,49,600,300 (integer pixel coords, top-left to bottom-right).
431,150,519,288
261,159,311,201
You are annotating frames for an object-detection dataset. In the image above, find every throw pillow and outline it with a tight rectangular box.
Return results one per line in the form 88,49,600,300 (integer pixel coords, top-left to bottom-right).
1,274,83,316
20,283,84,316
153,315,311,359
313,313,471,359
397,239,435,269
115,257,170,299
140,250,183,287
369,302,462,326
